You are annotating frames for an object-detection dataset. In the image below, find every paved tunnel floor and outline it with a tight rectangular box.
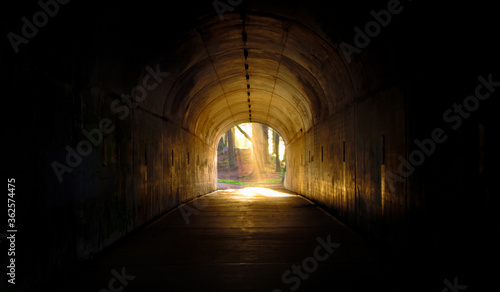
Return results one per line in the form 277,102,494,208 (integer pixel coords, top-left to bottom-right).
62,188,402,292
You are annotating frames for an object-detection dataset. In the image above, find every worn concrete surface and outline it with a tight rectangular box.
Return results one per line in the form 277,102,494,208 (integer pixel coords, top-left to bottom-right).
59,188,398,292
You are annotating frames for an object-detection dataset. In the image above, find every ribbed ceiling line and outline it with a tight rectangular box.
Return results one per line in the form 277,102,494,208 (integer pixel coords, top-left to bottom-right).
196,28,236,124
265,22,290,125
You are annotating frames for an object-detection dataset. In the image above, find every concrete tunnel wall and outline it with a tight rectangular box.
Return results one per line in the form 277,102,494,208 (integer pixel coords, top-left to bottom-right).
2,0,498,290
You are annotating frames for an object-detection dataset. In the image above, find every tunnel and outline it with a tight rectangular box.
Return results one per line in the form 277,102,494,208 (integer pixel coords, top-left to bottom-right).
2,0,498,291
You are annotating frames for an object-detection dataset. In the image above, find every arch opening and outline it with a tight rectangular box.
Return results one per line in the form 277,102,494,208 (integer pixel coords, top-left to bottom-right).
216,122,286,190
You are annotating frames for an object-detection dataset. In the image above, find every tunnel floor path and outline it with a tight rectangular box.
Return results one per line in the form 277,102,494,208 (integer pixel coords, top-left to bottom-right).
66,187,397,292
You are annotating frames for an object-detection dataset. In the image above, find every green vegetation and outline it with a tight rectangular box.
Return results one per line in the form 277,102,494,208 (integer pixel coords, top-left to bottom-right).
259,178,283,183
217,179,283,187
217,179,253,186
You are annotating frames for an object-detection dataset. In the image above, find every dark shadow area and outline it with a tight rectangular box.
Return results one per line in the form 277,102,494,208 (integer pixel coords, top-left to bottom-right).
1,0,498,291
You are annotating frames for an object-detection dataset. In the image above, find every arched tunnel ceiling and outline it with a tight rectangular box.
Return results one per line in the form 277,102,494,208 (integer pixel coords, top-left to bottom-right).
134,3,356,147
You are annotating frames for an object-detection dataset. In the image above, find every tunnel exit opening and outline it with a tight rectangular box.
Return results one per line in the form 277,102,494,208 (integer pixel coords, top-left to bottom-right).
216,122,286,190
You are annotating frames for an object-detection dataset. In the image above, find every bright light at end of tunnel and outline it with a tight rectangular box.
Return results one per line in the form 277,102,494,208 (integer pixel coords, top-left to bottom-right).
239,187,295,198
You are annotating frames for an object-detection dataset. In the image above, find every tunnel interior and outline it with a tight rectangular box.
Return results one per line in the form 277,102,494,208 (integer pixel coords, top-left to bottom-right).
2,0,499,290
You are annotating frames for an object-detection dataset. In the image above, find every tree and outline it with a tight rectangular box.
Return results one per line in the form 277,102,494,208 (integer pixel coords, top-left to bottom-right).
226,128,236,170
273,129,280,172
262,125,269,162
236,123,267,174
218,135,224,152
